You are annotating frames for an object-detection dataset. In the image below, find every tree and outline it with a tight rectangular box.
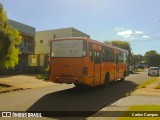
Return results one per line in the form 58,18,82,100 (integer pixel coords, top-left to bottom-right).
137,54,144,62
0,3,22,69
144,50,159,63
130,53,144,66
105,40,132,62
148,55,160,67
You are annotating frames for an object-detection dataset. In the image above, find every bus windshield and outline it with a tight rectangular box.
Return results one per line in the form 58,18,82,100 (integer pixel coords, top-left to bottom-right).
51,40,86,57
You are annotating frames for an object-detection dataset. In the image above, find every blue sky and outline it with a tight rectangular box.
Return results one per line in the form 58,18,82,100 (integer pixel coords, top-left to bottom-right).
1,0,160,55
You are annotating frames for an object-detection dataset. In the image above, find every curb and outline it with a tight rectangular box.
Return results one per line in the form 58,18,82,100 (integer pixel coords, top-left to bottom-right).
0,87,26,94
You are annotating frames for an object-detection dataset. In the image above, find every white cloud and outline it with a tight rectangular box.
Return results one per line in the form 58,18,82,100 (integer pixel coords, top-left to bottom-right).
116,29,149,40
124,34,131,38
142,35,150,38
117,30,133,38
115,27,124,30
135,31,144,34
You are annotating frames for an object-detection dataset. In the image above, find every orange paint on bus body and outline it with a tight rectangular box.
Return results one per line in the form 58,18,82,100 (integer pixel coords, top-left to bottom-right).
50,37,129,87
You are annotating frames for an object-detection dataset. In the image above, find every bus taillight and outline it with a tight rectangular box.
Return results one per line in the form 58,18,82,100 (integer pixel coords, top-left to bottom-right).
83,67,88,76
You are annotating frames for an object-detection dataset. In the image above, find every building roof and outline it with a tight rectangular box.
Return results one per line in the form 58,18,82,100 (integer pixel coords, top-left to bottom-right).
37,27,90,38
9,19,35,36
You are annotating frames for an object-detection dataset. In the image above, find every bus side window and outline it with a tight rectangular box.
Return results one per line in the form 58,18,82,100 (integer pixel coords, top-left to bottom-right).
124,53,128,63
102,47,108,62
94,51,101,63
119,52,123,63
108,48,114,62
120,52,128,63
97,52,100,63
88,43,93,61
116,53,119,63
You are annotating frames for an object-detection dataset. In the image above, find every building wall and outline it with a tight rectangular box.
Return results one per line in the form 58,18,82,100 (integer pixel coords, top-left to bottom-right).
34,27,90,68
20,34,35,54
35,28,71,54
35,27,90,54
9,19,35,72
5,23,90,73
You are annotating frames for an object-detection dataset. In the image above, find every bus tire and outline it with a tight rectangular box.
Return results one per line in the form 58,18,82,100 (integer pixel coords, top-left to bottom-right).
120,71,126,81
103,73,110,87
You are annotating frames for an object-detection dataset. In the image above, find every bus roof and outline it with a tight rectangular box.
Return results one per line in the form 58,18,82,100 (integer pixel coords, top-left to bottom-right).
51,37,129,53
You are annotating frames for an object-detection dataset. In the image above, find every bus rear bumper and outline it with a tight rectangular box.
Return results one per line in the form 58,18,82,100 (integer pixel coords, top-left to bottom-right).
51,77,82,84
50,76,93,86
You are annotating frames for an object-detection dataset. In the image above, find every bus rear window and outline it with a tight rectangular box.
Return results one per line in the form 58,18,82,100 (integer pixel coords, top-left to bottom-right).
51,40,86,57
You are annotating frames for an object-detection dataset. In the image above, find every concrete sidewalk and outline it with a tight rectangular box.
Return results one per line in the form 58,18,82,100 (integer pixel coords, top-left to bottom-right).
0,74,55,93
87,96,160,120
88,77,160,120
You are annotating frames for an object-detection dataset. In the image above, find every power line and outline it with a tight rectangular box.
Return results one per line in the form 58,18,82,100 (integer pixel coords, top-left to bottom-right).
127,36,160,42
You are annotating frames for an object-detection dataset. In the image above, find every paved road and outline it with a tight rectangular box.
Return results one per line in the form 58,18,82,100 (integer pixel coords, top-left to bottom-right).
0,70,151,119
126,69,151,84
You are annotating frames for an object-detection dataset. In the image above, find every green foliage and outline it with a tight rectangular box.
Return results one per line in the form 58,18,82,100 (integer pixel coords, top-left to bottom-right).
45,66,50,74
0,3,22,69
130,54,144,65
36,67,50,80
110,40,131,52
144,50,159,63
148,55,160,67
105,40,132,62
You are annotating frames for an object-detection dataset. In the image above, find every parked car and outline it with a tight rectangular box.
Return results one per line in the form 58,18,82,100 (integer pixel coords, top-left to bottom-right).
148,67,159,76
137,65,144,70
129,66,134,73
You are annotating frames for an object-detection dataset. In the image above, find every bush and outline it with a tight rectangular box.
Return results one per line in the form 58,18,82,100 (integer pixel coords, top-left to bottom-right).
36,66,50,80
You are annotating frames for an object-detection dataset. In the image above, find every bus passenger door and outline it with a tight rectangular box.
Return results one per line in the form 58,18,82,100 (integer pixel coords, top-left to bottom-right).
94,51,101,85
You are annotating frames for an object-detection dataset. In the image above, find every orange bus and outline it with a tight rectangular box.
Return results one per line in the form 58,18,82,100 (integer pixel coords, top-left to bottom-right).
49,37,129,87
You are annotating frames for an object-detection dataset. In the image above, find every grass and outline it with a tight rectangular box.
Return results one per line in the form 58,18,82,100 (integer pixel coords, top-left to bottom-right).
134,69,144,72
137,77,158,89
36,67,50,80
36,74,49,80
125,91,134,97
125,92,130,96
0,84,10,89
123,77,158,97
155,82,160,89
117,105,160,120
0,86,5,89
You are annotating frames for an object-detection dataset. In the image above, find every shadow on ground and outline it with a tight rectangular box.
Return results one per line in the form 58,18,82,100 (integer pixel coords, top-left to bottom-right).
129,72,141,75
27,80,137,120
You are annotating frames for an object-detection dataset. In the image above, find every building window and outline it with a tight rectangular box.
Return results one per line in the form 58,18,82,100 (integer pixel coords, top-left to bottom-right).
53,34,56,39
48,40,51,46
24,38,28,47
40,40,43,44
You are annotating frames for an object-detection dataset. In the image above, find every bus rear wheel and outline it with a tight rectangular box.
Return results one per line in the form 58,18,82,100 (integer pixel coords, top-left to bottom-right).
103,73,110,87
74,83,88,89
120,71,126,81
